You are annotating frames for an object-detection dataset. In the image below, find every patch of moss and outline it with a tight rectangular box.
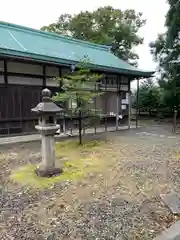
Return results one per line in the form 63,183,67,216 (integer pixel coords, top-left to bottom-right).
56,139,102,150
10,155,104,189
55,139,104,157
10,139,106,188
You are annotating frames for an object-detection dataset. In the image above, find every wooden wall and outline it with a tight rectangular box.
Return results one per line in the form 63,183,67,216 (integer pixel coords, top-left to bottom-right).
0,59,68,135
0,58,130,136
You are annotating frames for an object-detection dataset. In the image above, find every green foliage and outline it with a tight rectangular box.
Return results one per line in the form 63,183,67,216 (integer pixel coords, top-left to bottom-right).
53,59,103,115
41,6,145,66
133,79,161,115
53,59,104,144
149,0,180,115
166,0,180,46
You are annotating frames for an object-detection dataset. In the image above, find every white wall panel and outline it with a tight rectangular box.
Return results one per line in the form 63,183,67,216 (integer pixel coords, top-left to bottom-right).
120,84,128,91
8,61,43,75
121,76,129,84
61,68,70,76
107,93,117,113
46,66,59,77
46,77,59,87
8,76,43,85
94,96,102,110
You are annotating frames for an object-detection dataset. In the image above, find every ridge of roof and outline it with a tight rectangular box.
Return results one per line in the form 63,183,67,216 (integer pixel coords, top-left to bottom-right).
0,21,111,52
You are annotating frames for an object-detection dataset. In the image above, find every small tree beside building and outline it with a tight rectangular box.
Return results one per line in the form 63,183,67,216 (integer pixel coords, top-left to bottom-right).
53,60,104,144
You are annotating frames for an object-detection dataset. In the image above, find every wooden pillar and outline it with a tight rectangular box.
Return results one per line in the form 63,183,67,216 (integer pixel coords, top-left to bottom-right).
105,75,108,133
128,92,131,129
58,67,64,134
58,67,62,88
136,79,140,128
128,80,131,129
119,76,122,125
4,60,8,84
4,59,9,134
43,65,46,88
94,82,97,134
70,98,73,135
116,76,119,130
172,66,177,133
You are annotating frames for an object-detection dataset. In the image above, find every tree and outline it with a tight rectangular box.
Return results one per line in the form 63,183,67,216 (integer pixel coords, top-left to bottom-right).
149,0,180,117
133,79,160,115
53,59,103,145
41,6,146,65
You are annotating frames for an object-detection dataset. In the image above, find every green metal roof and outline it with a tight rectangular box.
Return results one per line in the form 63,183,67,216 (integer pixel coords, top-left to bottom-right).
0,21,154,77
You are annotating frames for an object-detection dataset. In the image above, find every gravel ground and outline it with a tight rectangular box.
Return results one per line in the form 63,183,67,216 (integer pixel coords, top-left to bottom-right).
0,125,180,239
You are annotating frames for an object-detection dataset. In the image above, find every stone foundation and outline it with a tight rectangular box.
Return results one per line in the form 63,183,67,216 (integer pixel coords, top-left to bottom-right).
35,167,63,178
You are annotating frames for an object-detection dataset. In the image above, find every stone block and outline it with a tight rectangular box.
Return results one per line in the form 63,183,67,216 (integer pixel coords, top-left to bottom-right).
35,167,63,178
154,221,180,240
160,191,180,215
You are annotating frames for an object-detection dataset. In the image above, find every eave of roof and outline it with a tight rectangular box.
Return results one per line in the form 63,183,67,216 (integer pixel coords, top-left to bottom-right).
0,21,155,78
0,48,154,78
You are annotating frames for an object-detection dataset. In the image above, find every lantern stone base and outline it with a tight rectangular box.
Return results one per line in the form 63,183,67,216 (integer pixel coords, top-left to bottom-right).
35,166,63,178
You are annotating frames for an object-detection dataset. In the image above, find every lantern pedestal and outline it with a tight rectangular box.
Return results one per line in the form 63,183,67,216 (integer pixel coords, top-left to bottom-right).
35,125,63,177
31,88,64,178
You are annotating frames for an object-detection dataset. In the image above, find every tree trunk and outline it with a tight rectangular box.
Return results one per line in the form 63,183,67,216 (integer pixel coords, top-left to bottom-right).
78,110,82,145
76,93,82,145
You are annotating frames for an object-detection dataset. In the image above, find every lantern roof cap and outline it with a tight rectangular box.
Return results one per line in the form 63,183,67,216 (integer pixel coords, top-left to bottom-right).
31,88,64,114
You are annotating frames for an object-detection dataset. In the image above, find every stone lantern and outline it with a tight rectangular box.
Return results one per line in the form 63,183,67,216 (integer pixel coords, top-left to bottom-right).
31,88,64,177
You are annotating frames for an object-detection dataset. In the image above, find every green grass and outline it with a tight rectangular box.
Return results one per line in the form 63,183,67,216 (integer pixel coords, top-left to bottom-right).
10,139,106,188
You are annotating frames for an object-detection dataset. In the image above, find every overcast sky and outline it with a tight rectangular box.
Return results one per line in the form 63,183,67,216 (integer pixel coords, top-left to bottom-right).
1,0,169,72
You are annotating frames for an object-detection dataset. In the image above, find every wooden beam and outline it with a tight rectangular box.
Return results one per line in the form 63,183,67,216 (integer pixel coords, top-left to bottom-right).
1,71,44,79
